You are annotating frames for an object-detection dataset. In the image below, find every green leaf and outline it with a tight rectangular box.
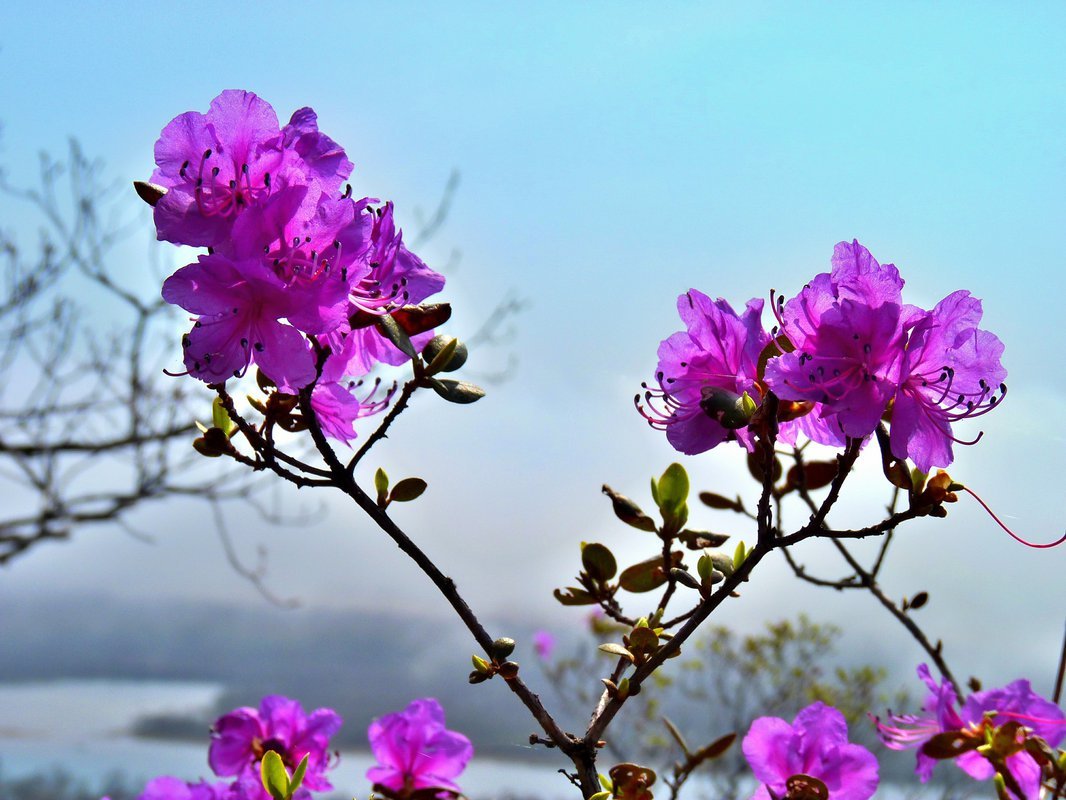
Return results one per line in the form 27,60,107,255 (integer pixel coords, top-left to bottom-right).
390,478,428,503
581,542,618,582
289,755,309,796
698,491,743,512
662,716,691,756
627,626,659,653
598,642,635,662
430,378,485,404
619,553,681,593
678,529,730,550
211,397,237,437
260,750,290,800
602,485,657,532
656,463,689,512
553,587,598,605
375,314,419,359
690,731,737,765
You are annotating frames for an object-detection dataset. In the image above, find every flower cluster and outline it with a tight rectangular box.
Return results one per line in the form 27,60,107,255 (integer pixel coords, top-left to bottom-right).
153,90,444,442
123,695,473,800
134,695,341,800
875,664,1066,800
742,701,879,800
641,241,1006,471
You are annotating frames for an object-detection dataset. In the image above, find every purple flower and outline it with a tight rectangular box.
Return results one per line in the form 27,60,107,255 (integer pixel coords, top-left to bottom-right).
743,701,879,800
208,695,342,797
876,665,1065,800
638,290,773,454
151,90,351,249
137,777,237,800
162,253,346,392
309,376,396,444
765,240,906,442
532,630,556,661
367,698,473,797
889,290,1007,472
330,201,446,376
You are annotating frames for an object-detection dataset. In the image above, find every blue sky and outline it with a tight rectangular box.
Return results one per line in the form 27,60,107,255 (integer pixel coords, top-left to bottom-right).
1,2,1064,692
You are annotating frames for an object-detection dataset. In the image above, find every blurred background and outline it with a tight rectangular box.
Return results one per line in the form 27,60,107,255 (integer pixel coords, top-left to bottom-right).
0,2,1063,798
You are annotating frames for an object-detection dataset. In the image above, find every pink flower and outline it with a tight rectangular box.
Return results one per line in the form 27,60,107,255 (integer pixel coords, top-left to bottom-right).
765,240,906,443
638,291,773,454
889,290,1006,472
743,702,879,800
532,630,556,661
151,90,351,250
876,664,1065,800
208,695,341,798
367,698,473,797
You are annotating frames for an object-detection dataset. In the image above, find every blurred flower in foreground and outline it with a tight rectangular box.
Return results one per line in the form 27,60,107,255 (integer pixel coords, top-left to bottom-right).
210,695,342,798
367,698,473,798
875,664,1065,800
743,701,879,800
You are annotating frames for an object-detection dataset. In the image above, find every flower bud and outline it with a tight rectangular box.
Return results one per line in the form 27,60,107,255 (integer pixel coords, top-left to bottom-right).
491,637,516,660
422,335,468,373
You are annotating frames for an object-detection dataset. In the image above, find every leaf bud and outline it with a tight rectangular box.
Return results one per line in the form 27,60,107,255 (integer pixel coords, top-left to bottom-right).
468,670,491,684
133,180,167,207
703,550,735,578
422,334,469,373
471,654,491,673
491,637,516,660
670,568,701,589
430,378,485,404
498,660,520,680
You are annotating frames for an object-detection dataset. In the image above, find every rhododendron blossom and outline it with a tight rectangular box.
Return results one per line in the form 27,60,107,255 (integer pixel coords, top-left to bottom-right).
367,698,473,797
154,90,446,442
638,291,775,454
742,701,879,800
765,240,906,442
151,90,351,249
209,695,342,798
876,664,1065,800
643,241,1006,468
890,291,1006,472
137,777,238,800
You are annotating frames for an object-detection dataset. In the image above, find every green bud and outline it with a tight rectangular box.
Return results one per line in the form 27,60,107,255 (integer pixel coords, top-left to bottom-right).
491,637,516,659
422,334,468,373
656,463,689,512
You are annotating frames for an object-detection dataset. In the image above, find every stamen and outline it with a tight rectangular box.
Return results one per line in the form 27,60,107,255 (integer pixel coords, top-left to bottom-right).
961,485,1066,549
